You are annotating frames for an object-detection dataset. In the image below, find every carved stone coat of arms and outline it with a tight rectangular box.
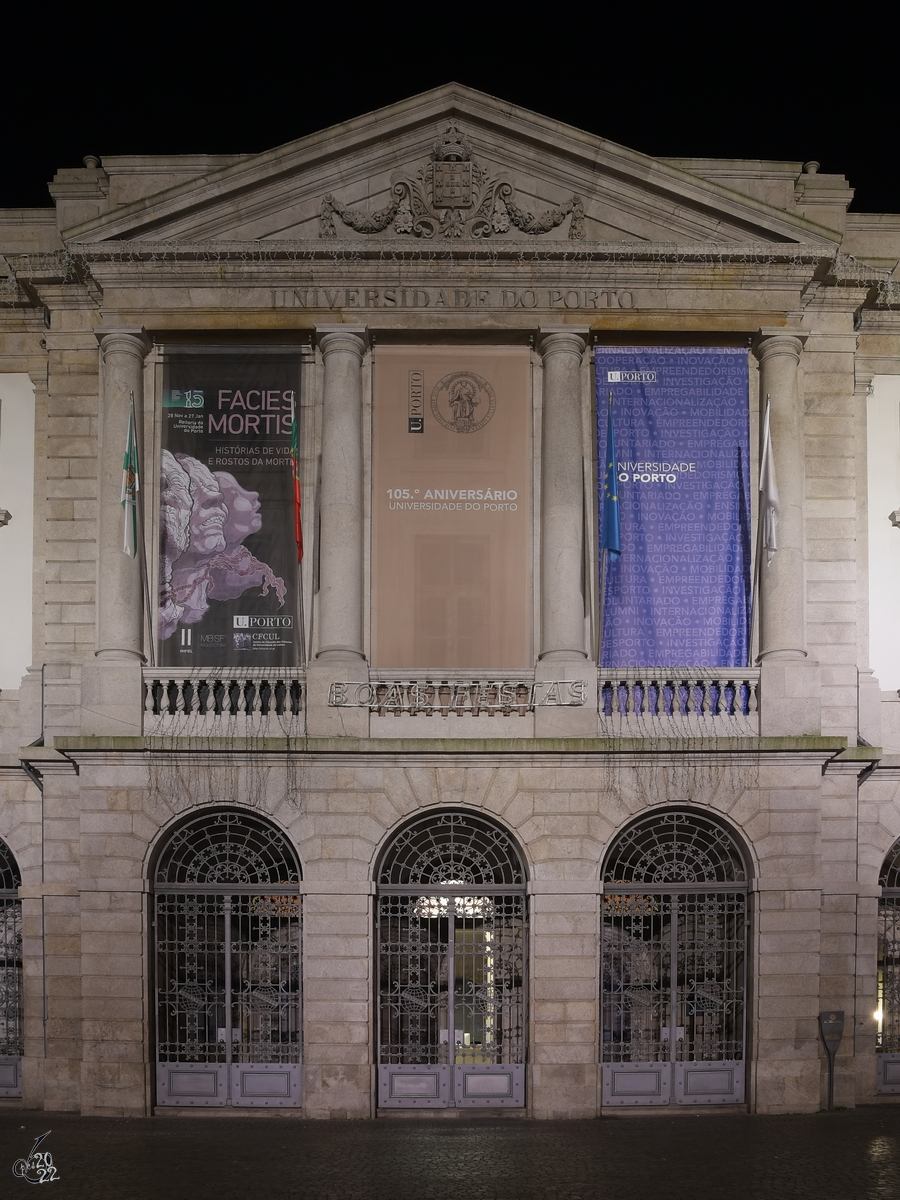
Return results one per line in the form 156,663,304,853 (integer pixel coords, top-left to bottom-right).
320,122,584,240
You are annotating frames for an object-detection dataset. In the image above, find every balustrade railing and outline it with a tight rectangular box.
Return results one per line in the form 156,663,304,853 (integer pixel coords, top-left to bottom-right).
142,668,759,736
598,669,759,736
143,670,304,736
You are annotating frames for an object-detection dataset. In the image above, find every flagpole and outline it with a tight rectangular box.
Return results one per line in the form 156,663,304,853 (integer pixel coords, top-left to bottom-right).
749,393,770,667
291,396,307,669
597,390,616,668
130,390,156,667
598,547,608,668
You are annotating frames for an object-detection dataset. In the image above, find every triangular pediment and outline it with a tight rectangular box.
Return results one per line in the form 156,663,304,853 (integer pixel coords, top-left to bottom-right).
65,85,839,247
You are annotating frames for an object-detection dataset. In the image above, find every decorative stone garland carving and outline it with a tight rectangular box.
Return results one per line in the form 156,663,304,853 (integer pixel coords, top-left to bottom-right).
319,121,584,241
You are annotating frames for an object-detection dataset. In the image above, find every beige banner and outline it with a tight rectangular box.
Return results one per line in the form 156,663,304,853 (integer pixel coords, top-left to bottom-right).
372,347,532,669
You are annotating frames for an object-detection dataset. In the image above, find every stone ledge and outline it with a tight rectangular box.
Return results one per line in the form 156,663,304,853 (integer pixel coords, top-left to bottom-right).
52,734,849,756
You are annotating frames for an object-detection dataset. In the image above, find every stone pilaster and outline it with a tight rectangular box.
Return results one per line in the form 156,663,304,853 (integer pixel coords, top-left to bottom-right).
754,329,820,735
301,887,373,1118
81,327,150,736
530,887,600,1117
306,325,369,737
535,329,596,736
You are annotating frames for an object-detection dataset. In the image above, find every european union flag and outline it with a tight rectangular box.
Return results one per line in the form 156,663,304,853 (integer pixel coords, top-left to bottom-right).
601,395,621,558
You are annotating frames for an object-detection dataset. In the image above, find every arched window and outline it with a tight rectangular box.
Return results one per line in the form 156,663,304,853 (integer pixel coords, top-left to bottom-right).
376,810,526,1109
0,837,22,1098
877,839,900,1092
601,809,749,1108
153,810,301,1109
155,809,300,887
603,808,748,887
378,809,525,888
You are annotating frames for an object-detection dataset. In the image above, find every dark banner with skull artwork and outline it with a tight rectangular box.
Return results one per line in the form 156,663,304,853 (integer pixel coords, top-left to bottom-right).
158,352,301,667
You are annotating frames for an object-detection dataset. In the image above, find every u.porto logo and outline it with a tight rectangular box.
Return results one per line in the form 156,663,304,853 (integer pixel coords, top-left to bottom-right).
430,371,496,433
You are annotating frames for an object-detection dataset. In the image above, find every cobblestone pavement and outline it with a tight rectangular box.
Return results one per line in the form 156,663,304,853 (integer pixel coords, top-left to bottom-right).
3,1107,900,1200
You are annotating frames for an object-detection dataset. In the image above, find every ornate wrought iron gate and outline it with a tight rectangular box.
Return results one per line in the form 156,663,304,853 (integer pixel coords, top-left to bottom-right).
877,840,900,1092
377,811,526,1108
153,811,301,1107
601,810,748,1106
0,838,22,1098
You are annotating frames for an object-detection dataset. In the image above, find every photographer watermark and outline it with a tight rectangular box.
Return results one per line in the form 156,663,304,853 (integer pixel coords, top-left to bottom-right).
12,1131,59,1184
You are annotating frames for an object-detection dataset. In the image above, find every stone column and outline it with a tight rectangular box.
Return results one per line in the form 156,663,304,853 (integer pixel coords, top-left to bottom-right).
316,326,367,663
82,327,151,735
535,328,597,735
95,328,150,660
754,329,819,734
306,325,369,737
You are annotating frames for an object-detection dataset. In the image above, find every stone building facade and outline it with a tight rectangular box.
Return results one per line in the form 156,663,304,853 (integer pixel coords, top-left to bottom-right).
1,84,900,1119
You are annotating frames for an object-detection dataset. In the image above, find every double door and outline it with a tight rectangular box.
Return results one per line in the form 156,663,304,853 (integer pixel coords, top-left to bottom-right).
601,888,747,1106
0,895,22,1097
155,890,300,1107
378,890,526,1107
877,892,900,1091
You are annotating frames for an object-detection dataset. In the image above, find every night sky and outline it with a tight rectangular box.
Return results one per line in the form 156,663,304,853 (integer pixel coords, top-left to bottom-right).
3,21,897,216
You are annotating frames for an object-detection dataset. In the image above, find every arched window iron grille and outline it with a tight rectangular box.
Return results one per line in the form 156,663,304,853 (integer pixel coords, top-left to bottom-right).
378,811,525,889
0,839,21,894
877,839,900,1057
154,810,300,889
603,809,748,888
880,840,900,891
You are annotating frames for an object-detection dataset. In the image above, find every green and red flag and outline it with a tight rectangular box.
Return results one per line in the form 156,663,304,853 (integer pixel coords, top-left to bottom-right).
121,396,139,557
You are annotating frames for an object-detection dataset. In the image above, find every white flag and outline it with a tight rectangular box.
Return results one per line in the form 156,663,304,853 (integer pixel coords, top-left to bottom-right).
759,396,779,565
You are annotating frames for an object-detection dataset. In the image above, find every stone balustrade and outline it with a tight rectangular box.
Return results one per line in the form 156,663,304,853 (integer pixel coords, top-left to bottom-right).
598,669,760,736
143,670,304,736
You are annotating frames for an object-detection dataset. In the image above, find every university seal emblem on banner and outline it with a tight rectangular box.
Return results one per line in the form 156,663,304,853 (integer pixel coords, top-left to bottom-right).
430,371,496,433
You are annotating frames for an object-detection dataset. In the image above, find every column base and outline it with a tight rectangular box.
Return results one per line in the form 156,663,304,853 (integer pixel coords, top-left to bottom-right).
533,657,598,737
17,665,44,745
305,661,370,738
81,658,144,736
758,657,821,737
858,668,882,746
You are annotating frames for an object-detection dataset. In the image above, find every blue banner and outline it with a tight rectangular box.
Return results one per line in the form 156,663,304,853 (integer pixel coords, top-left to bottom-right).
596,348,751,667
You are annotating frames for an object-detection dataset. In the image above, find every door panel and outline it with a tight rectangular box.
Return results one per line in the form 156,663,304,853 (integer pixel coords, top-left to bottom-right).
0,1055,21,1097
379,1064,451,1107
157,1062,227,1106
877,1055,900,1092
455,1063,524,1106
674,1061,744,1104
602,1062,670,1105
231,1063,301,1106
